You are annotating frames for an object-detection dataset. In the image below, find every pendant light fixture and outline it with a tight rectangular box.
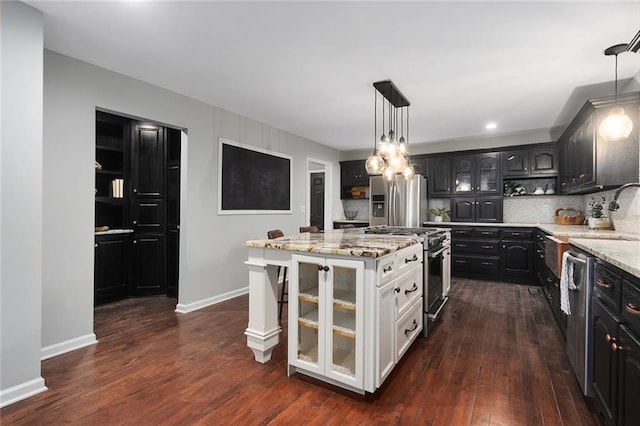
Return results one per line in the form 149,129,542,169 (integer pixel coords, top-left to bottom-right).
365,80,414,180
598,43,633,141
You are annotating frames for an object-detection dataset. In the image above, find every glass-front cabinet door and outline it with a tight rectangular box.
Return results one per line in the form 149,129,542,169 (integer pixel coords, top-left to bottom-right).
476,152,500,194
452,155,475,194
289,255,364,389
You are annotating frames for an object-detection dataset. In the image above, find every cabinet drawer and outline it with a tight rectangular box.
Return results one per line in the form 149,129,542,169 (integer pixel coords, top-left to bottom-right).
474,228,500,238
396,244,423,276
452,240,499,255
451,227,473,239
502,229,533,240
452,255,500,273
376,255,397,287
395,266,422,318
396,298,423,361
622,280,640,336
595,261,622,311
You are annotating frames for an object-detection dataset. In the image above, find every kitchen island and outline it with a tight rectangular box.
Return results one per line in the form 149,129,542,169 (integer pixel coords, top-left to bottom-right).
243,229,424,393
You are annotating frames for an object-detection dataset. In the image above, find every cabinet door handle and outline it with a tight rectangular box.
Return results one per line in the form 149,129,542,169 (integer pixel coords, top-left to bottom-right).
482,245,493,249
480,231,491,235
405,254,419,263
596,279,612,289
94,244,98,248
317,265,330,272
625,303,640,316
133,188,137,193
405,283,418,295
455,260,467,264
383,265,393,273
511,232,522,236
404,319,418,336
133,220,137,225
133,240,137,244
394,287,401,293
481,262,493,266
606,334,616,343
456,243,467,248
611,343,625,352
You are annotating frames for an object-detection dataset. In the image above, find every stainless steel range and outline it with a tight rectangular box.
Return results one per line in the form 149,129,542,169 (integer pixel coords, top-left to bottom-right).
364,226,451,338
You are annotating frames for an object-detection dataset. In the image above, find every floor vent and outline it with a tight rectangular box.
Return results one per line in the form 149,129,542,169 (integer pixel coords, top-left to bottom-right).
528,287,541,295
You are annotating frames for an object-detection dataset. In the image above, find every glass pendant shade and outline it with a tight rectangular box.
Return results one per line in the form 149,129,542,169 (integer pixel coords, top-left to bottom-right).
365,150,385,174
599,106,633,141
388,153,407,172
403,163,415,179
383,165,395,181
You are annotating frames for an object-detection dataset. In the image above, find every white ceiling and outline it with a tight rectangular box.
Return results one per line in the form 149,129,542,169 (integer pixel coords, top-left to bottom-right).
25,0,640,151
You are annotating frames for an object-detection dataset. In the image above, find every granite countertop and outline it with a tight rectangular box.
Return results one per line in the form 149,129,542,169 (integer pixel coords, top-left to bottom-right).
423,221,639,241
243,229,420,258
569,239,640,277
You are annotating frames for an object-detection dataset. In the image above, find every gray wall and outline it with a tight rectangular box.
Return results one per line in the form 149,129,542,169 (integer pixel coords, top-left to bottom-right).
40,50,343,358
0,1,47,406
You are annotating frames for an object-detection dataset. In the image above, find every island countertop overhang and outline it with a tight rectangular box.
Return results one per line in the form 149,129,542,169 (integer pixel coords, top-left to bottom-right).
243,229,421,258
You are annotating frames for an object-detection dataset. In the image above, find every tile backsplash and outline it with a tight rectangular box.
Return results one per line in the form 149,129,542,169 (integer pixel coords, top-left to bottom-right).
339,199,369,220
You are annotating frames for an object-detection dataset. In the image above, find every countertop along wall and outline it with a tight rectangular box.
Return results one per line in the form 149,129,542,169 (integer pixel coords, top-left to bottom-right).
41,51,342,358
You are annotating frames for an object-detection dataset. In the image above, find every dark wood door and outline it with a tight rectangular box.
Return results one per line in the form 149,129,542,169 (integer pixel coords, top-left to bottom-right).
131,234,165,296
94,234,129,305
501,241,534,277
502,150,529,177
476,197,503,222
475,153,500,194
131,200,164,232
310,172,325,230
428,157,451,196
529,147,558,175
131,124,164,198
451,197,475,222
617,325,640,426
452,155,475,195
592,298,618,425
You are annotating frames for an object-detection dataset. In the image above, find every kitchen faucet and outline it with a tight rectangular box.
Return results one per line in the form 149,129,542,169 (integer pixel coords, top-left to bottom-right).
607,182,640,230
608,182,640,211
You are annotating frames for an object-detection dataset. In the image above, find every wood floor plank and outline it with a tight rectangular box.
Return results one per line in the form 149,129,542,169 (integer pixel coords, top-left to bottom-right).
0,279,602,425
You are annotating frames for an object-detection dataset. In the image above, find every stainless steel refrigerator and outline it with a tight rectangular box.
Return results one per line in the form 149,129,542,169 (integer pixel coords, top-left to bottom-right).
369,174,427,227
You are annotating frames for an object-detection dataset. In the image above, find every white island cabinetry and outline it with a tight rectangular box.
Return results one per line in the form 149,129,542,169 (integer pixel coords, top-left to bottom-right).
243,230,424,394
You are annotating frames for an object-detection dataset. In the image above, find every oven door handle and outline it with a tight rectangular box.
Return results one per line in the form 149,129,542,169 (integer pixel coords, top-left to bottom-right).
428,247,448,258
566,252,587,265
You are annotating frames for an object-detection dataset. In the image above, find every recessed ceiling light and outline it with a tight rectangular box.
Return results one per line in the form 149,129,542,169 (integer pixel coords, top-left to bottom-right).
485,122,497,130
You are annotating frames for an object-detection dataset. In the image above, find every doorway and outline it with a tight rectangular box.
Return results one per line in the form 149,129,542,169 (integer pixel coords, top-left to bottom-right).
306,158,332,231
94,109,182,306
310,172,325,230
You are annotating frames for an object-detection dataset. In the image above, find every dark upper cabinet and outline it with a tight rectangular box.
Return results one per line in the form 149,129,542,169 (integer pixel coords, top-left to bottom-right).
340,160,368,199
131,124,164,198
428,156,452,197
451,196,502,223
452,152,500,196
409,155,427,176
559,92,639,194
502,145,558,178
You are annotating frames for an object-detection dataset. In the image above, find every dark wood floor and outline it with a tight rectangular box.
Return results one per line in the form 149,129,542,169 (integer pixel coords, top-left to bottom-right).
1,279,602,425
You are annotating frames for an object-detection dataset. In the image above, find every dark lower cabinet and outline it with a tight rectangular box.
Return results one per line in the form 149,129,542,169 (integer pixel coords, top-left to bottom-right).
617,325,640,426
501,241,534,277
94,234,130,305
592,298,619,426
166,229,179,297
131,234,165,296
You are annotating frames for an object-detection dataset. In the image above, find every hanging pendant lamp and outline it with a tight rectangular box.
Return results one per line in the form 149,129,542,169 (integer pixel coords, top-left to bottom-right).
598,43,633,142
365,80,412,179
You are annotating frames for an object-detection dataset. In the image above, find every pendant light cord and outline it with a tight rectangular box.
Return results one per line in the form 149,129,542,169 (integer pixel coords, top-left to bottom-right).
614,53,619,106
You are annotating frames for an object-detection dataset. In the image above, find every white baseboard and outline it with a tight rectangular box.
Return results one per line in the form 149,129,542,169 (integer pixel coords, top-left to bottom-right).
0,377,47,408
175,286,248,313
40,333,97,360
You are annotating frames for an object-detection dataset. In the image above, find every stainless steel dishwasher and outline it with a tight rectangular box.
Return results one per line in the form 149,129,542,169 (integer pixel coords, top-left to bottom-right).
564,246,595,397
